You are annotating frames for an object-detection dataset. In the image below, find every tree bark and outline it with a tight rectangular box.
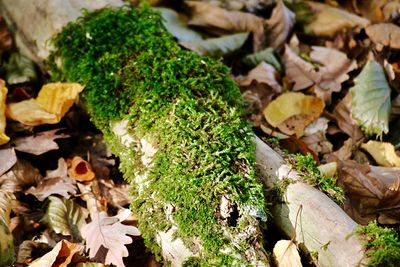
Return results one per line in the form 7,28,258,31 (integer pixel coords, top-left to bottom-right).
0,1,368,266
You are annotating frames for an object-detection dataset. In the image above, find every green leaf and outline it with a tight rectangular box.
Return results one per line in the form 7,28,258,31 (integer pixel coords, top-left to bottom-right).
4,53,37,84
43,196,88,241
350,59,391,137
154,7,203,43
243,47,281,71
181,32,249,57
0,192,15,266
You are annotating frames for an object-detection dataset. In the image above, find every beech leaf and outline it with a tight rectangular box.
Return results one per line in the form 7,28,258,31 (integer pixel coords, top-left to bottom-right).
186,1,265,51
366,23,400,50
181,32,249,57
350,59,391,137
43,196,89,240
266,0,295,48
304,2,370,37
13,129,70,155
4,53,37,85
0,80,9,145
155,7,202,43
7,83,84,126
273,240,302,267
29,240,83,267
361,141,400,167
81,209,140,267
263,92,325,137
243,47,281,71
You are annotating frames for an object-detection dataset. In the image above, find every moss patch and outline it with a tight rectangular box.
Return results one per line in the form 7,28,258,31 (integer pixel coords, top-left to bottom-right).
290,153,344,204
49,5,267,265
357,222,400,267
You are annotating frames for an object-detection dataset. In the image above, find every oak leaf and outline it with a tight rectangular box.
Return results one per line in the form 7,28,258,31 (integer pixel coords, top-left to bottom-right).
81,208,140,267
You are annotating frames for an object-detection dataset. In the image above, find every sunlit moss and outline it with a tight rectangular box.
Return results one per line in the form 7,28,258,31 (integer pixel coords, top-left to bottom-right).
49,5,267,265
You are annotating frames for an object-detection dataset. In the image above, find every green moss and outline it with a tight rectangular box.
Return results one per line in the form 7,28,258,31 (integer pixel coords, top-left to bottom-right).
49,5,267,265
291,153,344,204
357,222,400,267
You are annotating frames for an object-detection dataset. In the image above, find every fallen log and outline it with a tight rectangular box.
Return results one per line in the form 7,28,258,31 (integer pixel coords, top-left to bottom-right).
0,1,369,266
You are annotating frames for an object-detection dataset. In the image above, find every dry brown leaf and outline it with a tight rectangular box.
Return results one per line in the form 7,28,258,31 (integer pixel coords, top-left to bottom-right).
273,240,302,267
0,17,12,53
0,148,17,177
263,92,325,137
0,80,9,145
305,2,370,37
283,45,319,91
301,131,333,155
333,92,364,143
235,62,282,92
186,1,265,51
266,0,295,49
284,46,356,103
13,129,70,155
26,158,77,201
67,156,95,182
7,83,84,126
29,239,83,267
98,179,131,207
310,46,357,102
366,23,400,49
81,208,140,267
361,140,400,167
26,177,77,201
0,160,41,192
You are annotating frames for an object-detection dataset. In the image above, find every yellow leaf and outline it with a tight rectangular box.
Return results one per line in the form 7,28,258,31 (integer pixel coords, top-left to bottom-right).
36,83,84,118
7,99,58,126
67,156,95,182
361,140,400,167
0,80,10,145
263,92,324,137
273,240,302,267
6,83,84,126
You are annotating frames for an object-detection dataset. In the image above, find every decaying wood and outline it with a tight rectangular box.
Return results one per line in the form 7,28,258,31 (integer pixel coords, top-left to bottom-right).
0,1,368,266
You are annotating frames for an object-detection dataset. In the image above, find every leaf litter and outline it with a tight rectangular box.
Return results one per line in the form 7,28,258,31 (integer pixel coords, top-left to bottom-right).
1,0,400,266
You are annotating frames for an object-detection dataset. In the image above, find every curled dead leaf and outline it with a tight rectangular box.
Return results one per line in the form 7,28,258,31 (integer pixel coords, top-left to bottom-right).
0,80,9,145
186,1,265,51
7,83,84,126
67,156,95,182
29,240,83,267
305,2,370,37
266,0,295,49
263,92,325,137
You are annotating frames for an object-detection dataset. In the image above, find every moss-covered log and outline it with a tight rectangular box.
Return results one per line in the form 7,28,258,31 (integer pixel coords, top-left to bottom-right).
1,1,374,266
